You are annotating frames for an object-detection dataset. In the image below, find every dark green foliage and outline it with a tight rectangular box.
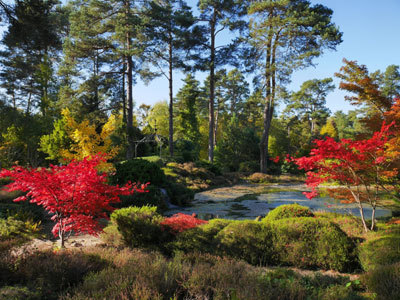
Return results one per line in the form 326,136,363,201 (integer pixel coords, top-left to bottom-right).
175,74,202,148
215,116,260,172
0,202,45,223
170,219,233,254
362,262,400,300
111,159,167,186
173,139,199,162
358,231,400,271
263,204,314,221
269,217,356,271
165,181,194,206
109,206,167,250
216,220,274,265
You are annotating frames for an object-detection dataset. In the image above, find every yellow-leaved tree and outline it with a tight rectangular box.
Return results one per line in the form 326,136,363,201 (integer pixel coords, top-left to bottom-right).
40,108,121,171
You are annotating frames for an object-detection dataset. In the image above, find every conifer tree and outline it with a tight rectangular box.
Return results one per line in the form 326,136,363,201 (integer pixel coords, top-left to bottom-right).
248,0,342,172
142,0,195,156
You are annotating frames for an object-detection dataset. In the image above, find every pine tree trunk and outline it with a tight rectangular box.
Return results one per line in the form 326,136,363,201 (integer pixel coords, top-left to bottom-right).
168,34,174,157
125,1,134,159
208,16,216,163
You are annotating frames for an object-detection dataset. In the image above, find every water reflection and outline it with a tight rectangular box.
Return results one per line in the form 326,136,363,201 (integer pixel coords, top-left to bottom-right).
166,191,392,220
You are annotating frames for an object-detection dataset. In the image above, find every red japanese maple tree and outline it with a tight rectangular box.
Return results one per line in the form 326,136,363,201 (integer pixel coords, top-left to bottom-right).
295,123,397,232
0,155,147,247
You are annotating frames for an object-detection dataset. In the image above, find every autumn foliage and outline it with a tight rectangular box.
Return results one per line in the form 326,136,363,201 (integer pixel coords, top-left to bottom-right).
295,122,398,232
0,155,147,247
161,213,208,234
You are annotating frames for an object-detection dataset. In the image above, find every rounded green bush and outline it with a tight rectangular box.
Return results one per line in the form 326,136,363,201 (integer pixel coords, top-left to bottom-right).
170,219,233,254
111,159,166,186
269,217,356,271
263,204,314,222
110,206,167,250
361,262,400,300
216,220,274,265
358,235,400,271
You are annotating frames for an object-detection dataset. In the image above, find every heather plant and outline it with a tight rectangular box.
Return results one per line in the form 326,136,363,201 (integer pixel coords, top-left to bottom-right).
362,262,400,300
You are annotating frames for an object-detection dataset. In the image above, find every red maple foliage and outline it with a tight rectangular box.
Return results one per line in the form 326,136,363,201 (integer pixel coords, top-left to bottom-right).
0,155,147,247
161,213,208,234
295,123,397,232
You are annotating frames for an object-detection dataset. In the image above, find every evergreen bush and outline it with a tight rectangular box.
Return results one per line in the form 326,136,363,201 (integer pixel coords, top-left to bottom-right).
269,217,356,271
263,204,314,221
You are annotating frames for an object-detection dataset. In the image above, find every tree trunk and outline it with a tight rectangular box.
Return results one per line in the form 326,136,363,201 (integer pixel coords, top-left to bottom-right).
214,101,219,146
168,33,174,157
125,1,134,159
208,14,216,163
259,35,273,173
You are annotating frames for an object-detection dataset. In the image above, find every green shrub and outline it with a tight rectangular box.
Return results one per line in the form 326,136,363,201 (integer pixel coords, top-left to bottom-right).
111,159,166,186
216,220,274,265
358,234,400,271
110,206,167,250
170,219,233,254
361,262,400,300
263,204,314,221
270,217,356,271
0,217,41,241
173,139,199,162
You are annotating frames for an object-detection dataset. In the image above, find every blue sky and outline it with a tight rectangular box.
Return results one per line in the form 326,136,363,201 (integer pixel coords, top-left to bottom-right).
133,0,400,114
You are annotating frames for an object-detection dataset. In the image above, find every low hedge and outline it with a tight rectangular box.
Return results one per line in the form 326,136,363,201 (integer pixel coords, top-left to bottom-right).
109,208,358,271
263,204,314,221
269,217,357,272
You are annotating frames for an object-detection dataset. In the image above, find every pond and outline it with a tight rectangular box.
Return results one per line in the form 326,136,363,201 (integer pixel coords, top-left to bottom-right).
165,184,392,220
